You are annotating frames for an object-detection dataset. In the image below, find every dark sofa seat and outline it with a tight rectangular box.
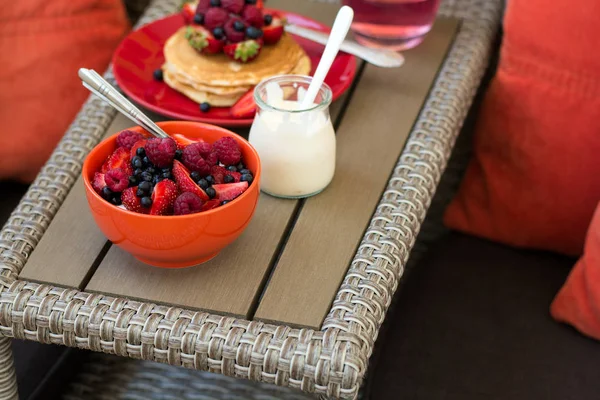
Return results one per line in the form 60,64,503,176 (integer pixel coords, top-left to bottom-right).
366,232,600,400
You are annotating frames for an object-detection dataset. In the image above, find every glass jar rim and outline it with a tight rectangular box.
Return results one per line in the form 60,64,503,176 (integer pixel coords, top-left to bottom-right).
253,74,333,114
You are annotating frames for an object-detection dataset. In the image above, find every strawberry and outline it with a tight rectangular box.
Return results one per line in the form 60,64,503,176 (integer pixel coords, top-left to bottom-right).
230,89,256,118
185,26,224,54
181,1,198,24
223,39,262,63
150,179,178,215
228,171,242,182
101,147,132,176
92,172,107,194
130,139,147,159
172,160,210,201
213,182,249,202
262,15,284,45
122,187,149,214
172,133,205,149
200,199,220,211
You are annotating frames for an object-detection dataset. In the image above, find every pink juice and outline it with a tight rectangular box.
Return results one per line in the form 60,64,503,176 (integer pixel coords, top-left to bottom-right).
343,0,441,50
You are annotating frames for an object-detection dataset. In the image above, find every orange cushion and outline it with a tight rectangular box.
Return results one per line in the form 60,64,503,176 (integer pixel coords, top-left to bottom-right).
551,203,600,339
443,0,600,256
0,0,130,182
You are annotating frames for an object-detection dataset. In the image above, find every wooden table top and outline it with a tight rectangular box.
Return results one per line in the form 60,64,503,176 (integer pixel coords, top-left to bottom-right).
19,0,459,330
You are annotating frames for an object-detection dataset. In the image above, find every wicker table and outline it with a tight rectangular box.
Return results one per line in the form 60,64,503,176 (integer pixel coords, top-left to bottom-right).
0,0,502,399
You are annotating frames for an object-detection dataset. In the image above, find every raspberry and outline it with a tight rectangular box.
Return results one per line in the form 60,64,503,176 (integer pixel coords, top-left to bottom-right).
241,5,263,28
174,192,205,215
224,18,246,43
104,168,129,192
122,187,149,214
116,130,144,150
212,137,241,166
144,137,177,167
204,7,229,30
210,165,228,184
182,142,218,175
222,0,244,14
195,0,212,15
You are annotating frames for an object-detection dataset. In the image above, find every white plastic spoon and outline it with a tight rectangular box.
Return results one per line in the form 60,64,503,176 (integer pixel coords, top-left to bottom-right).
301,6,354,109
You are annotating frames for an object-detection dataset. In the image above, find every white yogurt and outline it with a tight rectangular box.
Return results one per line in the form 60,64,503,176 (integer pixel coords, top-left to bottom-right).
249,82,336,198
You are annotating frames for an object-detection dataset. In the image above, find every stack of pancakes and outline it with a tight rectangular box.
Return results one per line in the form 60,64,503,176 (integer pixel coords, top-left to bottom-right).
162,27,311,107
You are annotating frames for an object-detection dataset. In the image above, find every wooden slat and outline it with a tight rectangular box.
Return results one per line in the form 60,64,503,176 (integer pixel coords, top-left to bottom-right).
20,116,136,288
254,18,460,329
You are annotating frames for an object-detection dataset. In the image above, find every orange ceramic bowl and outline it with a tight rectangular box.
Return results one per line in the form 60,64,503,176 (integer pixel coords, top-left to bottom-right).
82,121,261,268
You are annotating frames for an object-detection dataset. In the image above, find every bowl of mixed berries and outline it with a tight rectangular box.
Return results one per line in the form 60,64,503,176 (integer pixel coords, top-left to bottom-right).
82,121,260,268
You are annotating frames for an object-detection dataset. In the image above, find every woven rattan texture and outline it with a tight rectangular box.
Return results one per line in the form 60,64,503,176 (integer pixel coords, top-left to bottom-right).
0,0,502,399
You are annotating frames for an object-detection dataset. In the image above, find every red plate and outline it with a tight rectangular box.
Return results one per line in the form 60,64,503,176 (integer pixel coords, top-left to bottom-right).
112,10,357,127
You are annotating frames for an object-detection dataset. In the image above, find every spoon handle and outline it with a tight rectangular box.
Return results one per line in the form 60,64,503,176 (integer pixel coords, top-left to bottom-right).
302,6,354,108
284,24,404,68
78,68,170,139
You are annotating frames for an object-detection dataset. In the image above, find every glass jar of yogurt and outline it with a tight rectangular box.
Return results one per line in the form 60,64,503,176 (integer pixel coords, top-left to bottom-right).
249,75,335,199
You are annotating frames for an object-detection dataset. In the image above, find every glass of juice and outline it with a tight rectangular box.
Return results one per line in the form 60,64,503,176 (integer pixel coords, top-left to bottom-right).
342,0,442,50
249,75,336,199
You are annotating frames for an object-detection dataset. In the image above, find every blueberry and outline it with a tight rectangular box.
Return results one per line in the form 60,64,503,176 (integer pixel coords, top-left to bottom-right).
210,0,221,5
162,171,172,179
152,175,162,185
221,200,229,205
213,27,224,39
143,157,153,168
128,176,138,187
190,171,202,182
236,162,245,170
205,175,215,185
134,168,143,176
102,187,113,200
245,26,262,39
161,167,171,173
197,179,209,189
139,181,152,192
233,20,245,32
206,187,216,199
136,147,146,157
264,14,272,26
131,156,143,169
141,171,153,182
200,102,211,113
227,165,237,172
241,173,253,184
175,149,183,160
136,188,145,198
224,174,234,183
193,14,204,24
245,0,256,4
153,69,163,81
141,197,153,208
239,168,250,175
111,194,122,206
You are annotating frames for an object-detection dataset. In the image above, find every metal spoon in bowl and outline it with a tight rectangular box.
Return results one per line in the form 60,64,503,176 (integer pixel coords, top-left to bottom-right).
78,68,169,139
